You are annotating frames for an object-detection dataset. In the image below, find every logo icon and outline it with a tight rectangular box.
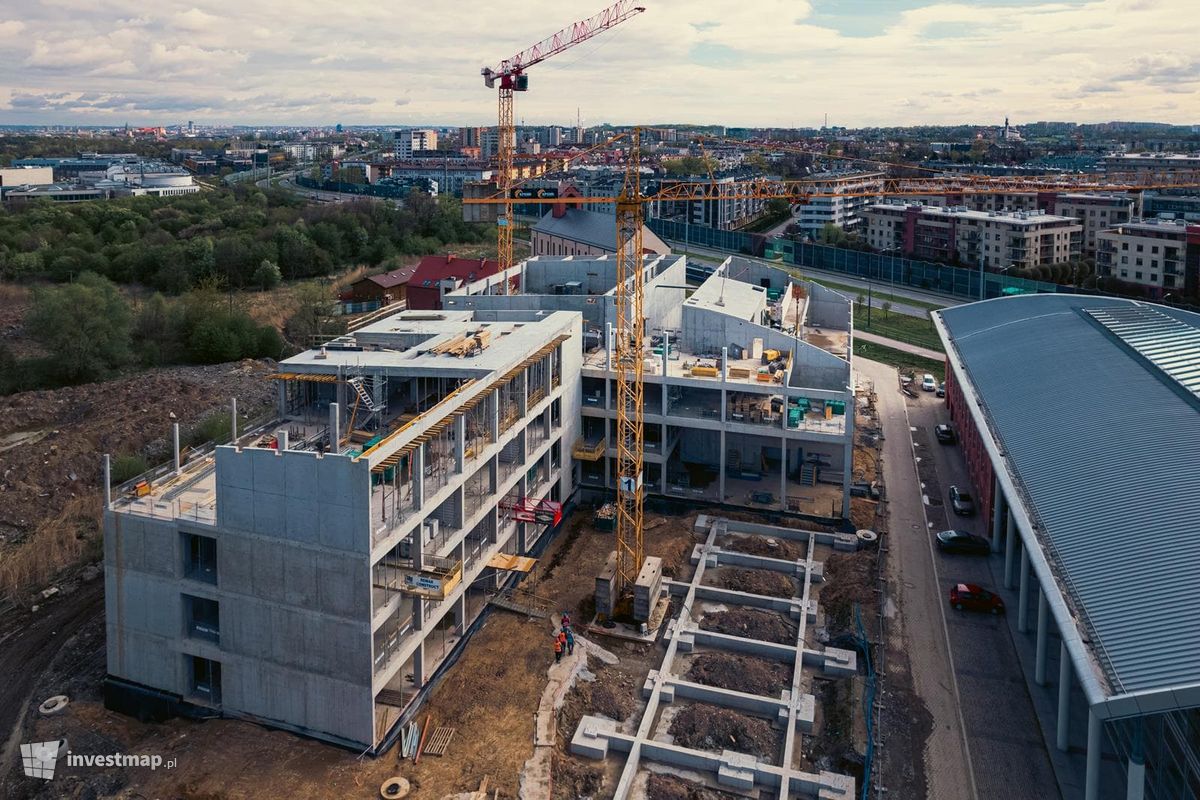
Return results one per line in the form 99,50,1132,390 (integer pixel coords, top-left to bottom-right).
20,739,65,780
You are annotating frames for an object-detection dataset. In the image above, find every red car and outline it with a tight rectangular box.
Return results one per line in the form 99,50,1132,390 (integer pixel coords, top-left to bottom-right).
948,583,1005,614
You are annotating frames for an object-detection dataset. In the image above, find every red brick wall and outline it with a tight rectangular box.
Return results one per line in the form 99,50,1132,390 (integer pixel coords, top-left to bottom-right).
945,358,996,523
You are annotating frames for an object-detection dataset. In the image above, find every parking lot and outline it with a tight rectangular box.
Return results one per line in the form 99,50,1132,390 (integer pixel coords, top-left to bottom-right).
903,377,1062,800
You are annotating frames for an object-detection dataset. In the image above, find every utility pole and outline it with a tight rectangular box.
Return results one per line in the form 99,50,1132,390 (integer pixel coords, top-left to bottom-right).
979,248,986,301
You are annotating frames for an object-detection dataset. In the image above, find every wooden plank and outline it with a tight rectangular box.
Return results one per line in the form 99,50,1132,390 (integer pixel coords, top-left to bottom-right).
422,726,456,756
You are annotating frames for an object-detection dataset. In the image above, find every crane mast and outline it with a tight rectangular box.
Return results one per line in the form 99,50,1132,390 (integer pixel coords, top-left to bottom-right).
613,129,646,599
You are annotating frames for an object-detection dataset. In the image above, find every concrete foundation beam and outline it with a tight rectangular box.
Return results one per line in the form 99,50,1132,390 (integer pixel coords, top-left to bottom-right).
690,627,796,662
690,543,814,579
803,646,858,678
666,581,814,622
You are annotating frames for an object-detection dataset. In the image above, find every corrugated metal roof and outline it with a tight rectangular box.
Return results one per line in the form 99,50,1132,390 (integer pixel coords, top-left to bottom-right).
1085,305,1200,397
940,295,1200,695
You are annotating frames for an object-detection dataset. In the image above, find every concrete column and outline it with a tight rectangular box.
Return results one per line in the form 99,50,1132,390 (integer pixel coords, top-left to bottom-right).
231,397,238,442
662,331,669,376
329,402,341,452
277,379,287,417
412,640,425,687
490,393,500,442
779,435,787,510
718,428,727,504
991,476,1004,553
842,388,854,520
1035,588,1049,685
721,346,729,380
1004,515,1018,588
1057,641,1071,752
605,323,613,370
277,429,288,452
454,415,466,474
1126,722,1145,800
412,446,424,511
1018,543,1031,633
103,454,112,508
173,423,181,474
457,590,468,634
1085,709,1102,800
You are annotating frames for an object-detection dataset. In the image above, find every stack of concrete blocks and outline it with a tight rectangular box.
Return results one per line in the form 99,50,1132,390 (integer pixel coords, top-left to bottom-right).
633,555,663,622
594,551,617,618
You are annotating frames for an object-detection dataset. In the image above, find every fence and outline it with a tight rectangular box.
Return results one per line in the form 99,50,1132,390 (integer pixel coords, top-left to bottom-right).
856,603,876,800
766,239,1061,301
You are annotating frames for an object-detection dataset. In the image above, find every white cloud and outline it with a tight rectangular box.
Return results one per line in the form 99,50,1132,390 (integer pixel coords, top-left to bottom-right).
0,0,1196,125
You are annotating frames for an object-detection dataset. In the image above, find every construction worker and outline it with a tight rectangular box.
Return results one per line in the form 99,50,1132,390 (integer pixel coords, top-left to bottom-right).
557,629,568,653
553,636,563,664
561,611,571,630
565,628,575,656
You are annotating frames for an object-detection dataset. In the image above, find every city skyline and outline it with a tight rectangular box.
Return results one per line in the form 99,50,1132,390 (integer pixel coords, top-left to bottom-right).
0,0,1197,128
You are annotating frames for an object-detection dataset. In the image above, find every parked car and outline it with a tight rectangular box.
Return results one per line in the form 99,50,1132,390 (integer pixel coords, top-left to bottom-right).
936,530,991,555
934,423,956,444
948,583,1005,614
949,485,975,515
921,373,937,392
936,382,946,398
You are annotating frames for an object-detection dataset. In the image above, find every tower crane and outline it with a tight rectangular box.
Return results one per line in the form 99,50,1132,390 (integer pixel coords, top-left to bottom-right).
481,1,645,294
466,137,1200,621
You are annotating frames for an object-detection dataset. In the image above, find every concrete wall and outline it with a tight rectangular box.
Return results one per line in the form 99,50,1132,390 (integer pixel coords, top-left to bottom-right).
805,282,852,331
679,306,787,357
645,256,688,333
445,294,614,336
788,339,851,392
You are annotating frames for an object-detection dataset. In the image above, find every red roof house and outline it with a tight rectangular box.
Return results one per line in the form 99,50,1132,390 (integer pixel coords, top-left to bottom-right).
406,254,502,310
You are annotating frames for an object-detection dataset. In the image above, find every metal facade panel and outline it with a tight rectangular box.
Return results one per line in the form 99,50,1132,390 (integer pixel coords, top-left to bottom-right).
941,295,1200,694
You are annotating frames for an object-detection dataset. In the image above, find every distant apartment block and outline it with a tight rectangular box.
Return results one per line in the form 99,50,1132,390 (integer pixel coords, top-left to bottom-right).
863,202,1082,269
1095,219,1199,296
653,175,770,231
1051,193,1137,256
388,129,439,160
1102,152,1200,179
795,170,884,238
104,309,579,751
1142,191,1200,223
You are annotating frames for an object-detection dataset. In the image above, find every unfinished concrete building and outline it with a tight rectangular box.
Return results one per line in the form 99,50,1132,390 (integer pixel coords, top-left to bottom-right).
103,309,580,750
445,254,855,518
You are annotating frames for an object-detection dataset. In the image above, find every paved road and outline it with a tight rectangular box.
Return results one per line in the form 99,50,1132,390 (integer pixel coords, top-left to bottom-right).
903,380,1061,800
859,358,976,800
855,330,945,361
671,241,956,314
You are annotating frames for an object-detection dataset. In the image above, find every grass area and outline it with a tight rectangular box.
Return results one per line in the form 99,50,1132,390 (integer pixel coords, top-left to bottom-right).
855,309,944,353
854,338,945,383
680,250,724,265
738,211,790,234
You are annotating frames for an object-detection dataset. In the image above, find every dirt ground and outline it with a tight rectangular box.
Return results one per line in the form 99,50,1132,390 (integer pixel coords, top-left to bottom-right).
3,507,704,800
698,607,797,646
719,533,802,561
684,652,791,696
819,550,879,634
0,359,277,599
644,772,746,800
718,567,796,599
668,704,778,761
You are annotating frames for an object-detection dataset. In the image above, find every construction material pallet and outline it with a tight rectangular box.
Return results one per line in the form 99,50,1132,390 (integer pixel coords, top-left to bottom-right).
423,726,456,757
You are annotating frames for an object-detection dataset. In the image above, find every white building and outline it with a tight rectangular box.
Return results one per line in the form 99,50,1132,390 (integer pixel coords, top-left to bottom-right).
795,171,884,239
1095,218,1190,295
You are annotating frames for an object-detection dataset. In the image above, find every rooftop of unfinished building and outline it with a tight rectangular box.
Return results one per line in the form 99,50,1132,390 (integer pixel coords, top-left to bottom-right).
280,309,576,376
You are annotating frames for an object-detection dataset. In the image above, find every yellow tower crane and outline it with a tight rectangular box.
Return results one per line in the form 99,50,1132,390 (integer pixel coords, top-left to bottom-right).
481,2,645,293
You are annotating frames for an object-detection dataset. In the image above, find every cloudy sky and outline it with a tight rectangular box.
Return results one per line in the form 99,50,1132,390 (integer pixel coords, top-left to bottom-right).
0,0,1196,127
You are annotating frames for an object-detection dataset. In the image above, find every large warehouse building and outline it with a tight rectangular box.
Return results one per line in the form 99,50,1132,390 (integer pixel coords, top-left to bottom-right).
934,295,1200,800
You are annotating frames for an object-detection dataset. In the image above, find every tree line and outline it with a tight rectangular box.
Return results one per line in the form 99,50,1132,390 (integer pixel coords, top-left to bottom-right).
0,184,486,293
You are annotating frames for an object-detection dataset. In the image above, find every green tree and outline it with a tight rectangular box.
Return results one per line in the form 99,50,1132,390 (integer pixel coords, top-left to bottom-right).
27,272,131,382
253,259,282,290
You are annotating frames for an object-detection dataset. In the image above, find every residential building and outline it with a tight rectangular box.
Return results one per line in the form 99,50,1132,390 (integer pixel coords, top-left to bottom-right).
794,170,884,238
388,129,439,160
863,202,1082,269
653,175,769,231
531,207,671,257
389,162,493,196
103,308,579,752
406,255,501,310
935,295,1200,800
341,265,418,307
1095,219,1195,296
1142,191,1200,222
1102,152,1200,180
443,254,855,519
1052,193,1137,256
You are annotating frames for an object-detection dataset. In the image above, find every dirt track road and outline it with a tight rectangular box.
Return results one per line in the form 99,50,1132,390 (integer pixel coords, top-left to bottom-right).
0,582,104,789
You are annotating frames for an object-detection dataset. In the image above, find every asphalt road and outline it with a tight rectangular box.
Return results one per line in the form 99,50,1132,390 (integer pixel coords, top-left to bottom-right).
903,378,1061,800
